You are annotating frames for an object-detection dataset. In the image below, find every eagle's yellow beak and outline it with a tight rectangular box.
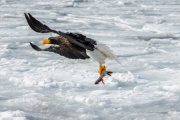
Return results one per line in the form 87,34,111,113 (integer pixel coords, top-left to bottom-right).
42,38,50,45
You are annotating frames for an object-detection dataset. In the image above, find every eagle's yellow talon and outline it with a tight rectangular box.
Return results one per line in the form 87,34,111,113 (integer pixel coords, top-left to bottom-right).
98,65,106,75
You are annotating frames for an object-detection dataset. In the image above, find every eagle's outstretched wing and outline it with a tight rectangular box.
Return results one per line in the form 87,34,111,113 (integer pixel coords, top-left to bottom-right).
30,42,90,59
25,13,96,51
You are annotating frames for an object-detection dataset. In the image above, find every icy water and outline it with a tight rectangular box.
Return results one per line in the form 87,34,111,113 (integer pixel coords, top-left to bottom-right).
1,0,180,120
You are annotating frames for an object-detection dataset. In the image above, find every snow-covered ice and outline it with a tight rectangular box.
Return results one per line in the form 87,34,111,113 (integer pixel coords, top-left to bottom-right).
1,0,180,120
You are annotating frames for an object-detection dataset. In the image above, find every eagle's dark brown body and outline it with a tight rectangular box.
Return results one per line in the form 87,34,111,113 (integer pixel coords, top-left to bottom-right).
49,36,85,52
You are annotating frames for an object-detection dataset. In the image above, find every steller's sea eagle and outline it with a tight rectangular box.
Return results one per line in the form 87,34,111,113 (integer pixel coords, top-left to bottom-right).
24,13,120,75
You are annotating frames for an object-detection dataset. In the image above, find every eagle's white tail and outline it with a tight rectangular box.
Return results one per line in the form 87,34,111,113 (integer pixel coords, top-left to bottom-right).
95,44,121,64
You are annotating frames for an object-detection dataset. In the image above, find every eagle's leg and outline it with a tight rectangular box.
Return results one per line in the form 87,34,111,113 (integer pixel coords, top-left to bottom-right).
98,64,106,75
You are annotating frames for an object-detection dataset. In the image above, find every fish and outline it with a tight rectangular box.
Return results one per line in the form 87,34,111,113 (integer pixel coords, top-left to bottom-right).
95,69,113,84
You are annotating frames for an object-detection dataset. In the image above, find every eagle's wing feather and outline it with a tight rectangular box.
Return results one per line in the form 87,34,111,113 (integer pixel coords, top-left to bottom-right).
25,13,96,51
30,42,90,59
24,13,51,33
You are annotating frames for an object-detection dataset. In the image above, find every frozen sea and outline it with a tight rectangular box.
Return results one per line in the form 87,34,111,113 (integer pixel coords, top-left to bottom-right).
1,0,180,120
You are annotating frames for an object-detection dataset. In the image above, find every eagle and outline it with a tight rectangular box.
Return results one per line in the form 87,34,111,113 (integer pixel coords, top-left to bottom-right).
24,13,120,75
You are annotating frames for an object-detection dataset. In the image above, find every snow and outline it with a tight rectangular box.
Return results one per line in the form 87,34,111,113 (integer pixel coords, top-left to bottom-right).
0,0,180,120
0,110,32,120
